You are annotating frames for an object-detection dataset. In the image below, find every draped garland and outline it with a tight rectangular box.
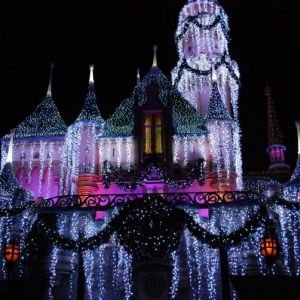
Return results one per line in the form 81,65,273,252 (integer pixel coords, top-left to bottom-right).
0,201,35,217
173,53,240,87
0,194,297,262
175,14,229,42
102,159,205,191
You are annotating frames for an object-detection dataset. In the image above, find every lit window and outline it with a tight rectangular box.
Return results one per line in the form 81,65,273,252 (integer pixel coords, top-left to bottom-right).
143,114,163,155
144,115,152,154
155,116,163,154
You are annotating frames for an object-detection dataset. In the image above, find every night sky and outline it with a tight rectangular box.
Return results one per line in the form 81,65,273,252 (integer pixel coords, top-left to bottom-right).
0,0,299,173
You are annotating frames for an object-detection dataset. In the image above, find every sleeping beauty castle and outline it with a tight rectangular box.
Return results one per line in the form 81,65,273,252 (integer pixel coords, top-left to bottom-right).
1,0,300,299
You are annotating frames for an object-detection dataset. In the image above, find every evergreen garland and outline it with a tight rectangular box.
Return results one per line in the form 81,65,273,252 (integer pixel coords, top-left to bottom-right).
102,160,205,191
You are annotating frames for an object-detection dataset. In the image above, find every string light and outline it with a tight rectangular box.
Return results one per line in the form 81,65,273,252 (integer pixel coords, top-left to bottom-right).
170,250,179,299
1,1,300,299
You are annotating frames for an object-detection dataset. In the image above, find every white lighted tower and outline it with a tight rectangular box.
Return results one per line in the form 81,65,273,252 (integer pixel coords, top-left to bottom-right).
172,0,243,190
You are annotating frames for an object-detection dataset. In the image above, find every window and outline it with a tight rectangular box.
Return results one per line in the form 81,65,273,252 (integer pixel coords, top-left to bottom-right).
155,116,163,154
144,115,152,154
144,114,163,155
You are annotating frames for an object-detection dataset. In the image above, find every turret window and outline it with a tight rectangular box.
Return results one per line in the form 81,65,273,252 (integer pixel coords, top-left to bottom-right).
270,147,284,162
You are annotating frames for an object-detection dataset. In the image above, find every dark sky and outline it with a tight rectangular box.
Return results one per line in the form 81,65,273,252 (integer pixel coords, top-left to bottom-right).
0,0,299,173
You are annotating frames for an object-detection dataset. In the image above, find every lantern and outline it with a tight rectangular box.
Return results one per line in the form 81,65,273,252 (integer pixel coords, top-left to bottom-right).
260,237,278,258
260,217,280,275
4,240,20,263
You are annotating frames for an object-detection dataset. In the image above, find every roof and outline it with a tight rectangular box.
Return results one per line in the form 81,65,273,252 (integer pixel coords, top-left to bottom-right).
3,96,67,139
104,67,207,137
205,82,232,122
75,89,105,125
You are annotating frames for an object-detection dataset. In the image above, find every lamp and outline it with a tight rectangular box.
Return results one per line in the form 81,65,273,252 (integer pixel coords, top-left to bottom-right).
260,237,278,258
3,239,20,279
260,218,280,275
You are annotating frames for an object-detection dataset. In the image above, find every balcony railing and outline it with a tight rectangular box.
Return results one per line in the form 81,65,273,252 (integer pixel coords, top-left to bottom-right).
40,191,262,211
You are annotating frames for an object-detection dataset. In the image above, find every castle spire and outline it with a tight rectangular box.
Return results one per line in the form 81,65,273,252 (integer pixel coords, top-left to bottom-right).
75,65,104,125
89,64,95,93
212,64,217,83
266,83,282,146
146,45,162,76
152,45,158,67
265,83,290,182
6,129,15,163
136,68,140,85
46,63,54,97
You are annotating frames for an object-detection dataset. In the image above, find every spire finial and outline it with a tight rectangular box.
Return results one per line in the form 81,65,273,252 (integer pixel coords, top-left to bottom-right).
89,64,94,92
136,68,140,85
46,63,54,97
89,64,94,84
265,79,272,97
211,64,217,83
6,129,15,163
152,45,158,67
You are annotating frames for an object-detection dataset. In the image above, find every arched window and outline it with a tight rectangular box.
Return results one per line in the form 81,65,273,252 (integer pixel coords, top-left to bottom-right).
155,116,163,154
143,114,163,155
144,115,152,154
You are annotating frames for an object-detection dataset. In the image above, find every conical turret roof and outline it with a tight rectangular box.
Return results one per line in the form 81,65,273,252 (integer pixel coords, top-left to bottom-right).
0,131,29,199
3,64,67,139
206,82,232,121
75,65,104,125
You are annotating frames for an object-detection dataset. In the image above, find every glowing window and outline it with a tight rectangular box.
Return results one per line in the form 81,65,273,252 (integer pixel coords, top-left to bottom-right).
143,114,163,155
155,116,163,154
144,115,152,154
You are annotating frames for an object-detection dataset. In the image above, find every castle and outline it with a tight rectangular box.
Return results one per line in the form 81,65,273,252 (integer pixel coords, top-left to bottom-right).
1,0,300,299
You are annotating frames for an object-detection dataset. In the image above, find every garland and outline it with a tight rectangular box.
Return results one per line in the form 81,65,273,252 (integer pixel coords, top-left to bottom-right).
175,14,229,42
1,194,296,263
0,201,35,217
267,195,300,210
22,195,270,263
102,159,205,191
174,53,240,87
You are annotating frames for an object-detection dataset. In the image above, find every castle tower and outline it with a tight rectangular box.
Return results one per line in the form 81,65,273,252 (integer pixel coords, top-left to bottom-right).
265,83,290,183
172,0,243,190
60,65,104,195
206,66,236,190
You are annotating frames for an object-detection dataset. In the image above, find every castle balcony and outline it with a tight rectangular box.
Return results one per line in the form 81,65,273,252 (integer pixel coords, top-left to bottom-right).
39,191,262,213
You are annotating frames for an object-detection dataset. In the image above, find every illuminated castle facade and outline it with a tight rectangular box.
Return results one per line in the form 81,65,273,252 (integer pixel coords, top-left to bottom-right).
1,1,300,299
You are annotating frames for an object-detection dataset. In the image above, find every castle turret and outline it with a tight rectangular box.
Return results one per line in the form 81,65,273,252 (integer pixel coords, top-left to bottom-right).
172,0,238,116
265,83,290,183
60,65,104,195
172,0,243,190
206,66,236,190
